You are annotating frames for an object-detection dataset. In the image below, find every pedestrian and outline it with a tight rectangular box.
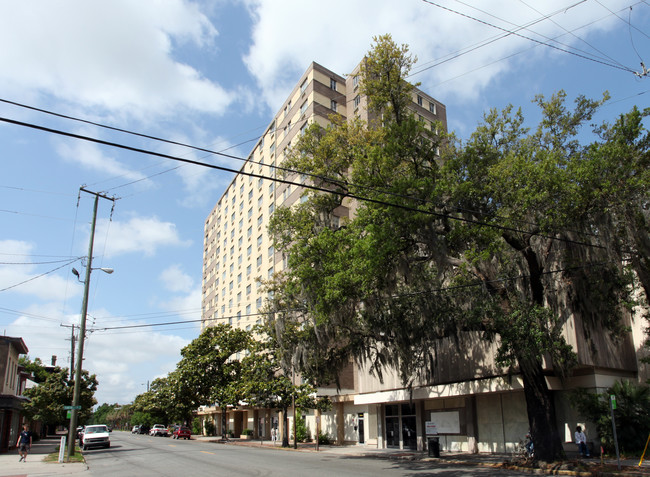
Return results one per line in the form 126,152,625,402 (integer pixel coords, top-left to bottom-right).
574,425,590,457
271,427,277,444
16,424,32,462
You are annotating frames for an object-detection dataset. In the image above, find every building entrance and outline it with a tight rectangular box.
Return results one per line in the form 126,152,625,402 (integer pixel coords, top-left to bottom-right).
385,403,417,450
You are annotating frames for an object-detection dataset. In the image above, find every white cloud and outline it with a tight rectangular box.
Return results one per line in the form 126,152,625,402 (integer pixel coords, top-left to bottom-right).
240,0,633,108
55,131,151,184
96,215,192,258
0,0,233,117
160,264,194,293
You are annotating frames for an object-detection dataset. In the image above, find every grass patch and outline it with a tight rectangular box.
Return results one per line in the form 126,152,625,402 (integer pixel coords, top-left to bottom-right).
43,445,85,463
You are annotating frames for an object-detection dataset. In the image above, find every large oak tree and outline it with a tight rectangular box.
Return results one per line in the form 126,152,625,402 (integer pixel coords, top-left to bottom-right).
267,34,649,461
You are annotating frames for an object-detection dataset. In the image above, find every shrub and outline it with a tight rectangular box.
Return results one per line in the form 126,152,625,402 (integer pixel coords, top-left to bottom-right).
204,420,215,437
295,415,310,442
242,429,253,436
318,432,332,445
571,380,650,454
192,417,201,435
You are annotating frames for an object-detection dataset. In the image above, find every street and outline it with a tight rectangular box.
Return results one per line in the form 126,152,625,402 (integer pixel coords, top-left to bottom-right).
83,432,535,477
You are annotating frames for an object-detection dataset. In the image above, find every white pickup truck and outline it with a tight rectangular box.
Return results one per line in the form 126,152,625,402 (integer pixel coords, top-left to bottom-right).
149,424,169,437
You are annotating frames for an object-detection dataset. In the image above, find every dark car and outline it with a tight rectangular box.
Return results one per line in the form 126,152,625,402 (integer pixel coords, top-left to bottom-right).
172,426,191,440
138,425,150,435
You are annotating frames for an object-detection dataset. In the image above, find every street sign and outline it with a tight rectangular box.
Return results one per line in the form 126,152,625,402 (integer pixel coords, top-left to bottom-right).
64,405,82,410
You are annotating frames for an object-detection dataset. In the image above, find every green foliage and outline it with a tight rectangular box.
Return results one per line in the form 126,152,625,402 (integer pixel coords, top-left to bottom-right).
241,428,254,436
91,403,117,425
204,419,215,436
19,356,51,383
295,414,309,442
318,432,333,445
191,417,201,435
22,366,97,427
571,380,650,454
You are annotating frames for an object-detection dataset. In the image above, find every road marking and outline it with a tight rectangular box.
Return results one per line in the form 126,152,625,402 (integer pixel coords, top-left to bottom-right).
168,444,176,447
200,451,215,455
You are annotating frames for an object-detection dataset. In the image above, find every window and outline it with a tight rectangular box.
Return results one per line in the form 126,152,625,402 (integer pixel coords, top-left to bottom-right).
247,245,252,256
237,273,242,284
231,212,235,223
246,264,251,276
354,95,361,108
238,237,243,247
256,255,262,267
417,95,423,106
248,190,253,201
258,177,263,189
429,102,437,114
300,78,308,93
269,182,275,195
330,78,337,90
222,287,226,297
257,235,263,247
331,100,337,112
237,292,241,303
353,75,359,88
257,215,263,227
247,226,252,238
268,266,274,278
238,254,242,265
240,184,244,195
257,196,263,208
248,207,253,219
246,284,251,295
300,123,307,136
239,219,243,230
300,101,308,115
268,245,274,257
269,203,275,214
229,281,234,291
246,304,251,315
230,246,234,256
256,297,262,309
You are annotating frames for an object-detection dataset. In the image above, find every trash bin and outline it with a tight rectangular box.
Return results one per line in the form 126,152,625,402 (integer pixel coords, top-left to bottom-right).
428,437,440,457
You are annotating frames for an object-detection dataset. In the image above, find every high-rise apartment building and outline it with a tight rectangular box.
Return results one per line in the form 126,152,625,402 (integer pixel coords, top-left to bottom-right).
201,61,444,334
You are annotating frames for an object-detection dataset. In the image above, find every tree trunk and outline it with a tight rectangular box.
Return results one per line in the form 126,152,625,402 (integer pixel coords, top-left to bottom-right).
282,408,290,448
519,356,564,461
221,407,227,440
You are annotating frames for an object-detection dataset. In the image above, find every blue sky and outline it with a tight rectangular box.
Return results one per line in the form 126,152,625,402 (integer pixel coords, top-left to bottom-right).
0,0,648,406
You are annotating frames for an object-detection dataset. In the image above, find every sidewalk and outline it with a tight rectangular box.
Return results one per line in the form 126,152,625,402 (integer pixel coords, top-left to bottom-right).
197,435,650,476
0,435,87,477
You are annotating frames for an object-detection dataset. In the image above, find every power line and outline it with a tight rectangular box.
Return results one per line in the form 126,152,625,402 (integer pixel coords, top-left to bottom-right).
0,115,607,250
0,258,80,293
420,0,636,74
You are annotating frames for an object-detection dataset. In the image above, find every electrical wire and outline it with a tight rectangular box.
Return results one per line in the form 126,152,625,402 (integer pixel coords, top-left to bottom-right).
0,115,607,251
420,0,636,73
0,257,80,292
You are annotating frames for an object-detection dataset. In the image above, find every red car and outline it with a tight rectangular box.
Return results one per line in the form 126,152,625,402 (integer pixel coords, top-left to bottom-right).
172,426,191,440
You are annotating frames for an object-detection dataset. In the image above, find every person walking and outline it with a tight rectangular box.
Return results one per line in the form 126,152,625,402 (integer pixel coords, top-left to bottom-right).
16,424,32,462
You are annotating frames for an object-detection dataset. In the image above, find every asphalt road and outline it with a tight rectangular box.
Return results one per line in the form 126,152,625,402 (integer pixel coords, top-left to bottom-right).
83,432,534,477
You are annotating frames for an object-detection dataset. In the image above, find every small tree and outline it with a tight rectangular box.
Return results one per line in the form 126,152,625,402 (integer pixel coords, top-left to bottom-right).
572,380,650,454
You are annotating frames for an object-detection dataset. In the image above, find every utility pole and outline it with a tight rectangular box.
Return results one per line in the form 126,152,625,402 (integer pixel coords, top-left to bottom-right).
70,325,75,373
66,188,115,460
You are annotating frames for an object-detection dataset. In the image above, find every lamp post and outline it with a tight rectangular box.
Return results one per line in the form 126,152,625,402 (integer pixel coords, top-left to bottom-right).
66,191,114,460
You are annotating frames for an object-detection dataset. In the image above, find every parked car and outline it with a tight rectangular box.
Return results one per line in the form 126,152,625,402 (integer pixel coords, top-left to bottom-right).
131,425,140,434
138,425,150,435
80,424,110,450
150,424,168,437
172,426,191,440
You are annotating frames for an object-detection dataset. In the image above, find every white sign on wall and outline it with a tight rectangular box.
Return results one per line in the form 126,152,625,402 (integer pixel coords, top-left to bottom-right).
429,411,460,434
